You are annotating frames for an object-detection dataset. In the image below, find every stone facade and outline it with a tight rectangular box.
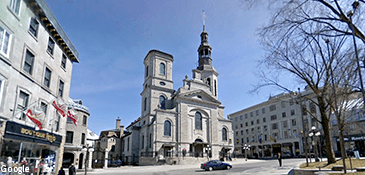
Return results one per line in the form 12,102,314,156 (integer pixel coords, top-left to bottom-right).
0,0,78,173
63,99,91,170
122,27,234,165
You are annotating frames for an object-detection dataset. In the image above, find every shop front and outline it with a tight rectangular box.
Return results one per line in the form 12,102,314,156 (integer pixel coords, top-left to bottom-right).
0,121,62,174
335,134,365,157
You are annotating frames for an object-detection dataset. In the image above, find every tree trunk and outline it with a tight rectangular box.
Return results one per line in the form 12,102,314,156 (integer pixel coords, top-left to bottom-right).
339,129,347,173
318,96,336,164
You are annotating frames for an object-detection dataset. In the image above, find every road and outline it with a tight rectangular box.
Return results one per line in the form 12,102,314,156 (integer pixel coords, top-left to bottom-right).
86,158,306,175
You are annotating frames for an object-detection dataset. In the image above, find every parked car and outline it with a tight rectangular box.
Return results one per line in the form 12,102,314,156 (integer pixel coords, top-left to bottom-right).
282,152,293,158
200,160,232,171
298,153,315,158
108,159,123,167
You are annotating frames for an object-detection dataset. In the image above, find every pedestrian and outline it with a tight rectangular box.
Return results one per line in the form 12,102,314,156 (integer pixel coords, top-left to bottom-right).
68,164,76,175
277,153,282,167
58,167,65,175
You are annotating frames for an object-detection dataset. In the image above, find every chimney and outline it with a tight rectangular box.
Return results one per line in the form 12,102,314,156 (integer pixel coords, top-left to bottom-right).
119,125,124,138
116,118,121,130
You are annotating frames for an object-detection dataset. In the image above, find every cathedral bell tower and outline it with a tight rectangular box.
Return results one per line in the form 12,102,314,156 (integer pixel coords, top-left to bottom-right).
192,14,219,98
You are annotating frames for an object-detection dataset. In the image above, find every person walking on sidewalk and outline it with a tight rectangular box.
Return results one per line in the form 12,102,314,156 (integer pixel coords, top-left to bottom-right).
277,153,282,167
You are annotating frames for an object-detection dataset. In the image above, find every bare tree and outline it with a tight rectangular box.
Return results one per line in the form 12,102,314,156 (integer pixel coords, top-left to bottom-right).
245,0,365,165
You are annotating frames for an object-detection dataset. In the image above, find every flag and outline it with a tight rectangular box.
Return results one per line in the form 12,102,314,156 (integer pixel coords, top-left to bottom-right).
269,136,274,141
24,105,45,130
67,107,77,126
51,98,67,117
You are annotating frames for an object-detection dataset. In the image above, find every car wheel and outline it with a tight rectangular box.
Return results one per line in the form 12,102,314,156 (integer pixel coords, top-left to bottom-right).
227,166,231,170
208,167,213,171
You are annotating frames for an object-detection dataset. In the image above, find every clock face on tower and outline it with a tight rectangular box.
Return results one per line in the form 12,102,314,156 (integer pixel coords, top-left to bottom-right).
160,81,166,86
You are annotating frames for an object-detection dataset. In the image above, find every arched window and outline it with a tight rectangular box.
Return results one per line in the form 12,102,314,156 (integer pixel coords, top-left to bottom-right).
164,120,171,136
145,66,148,77
141,135,144,149
144,97,147,111
195,112,202,130
160,63,165,75
222,128,227,141
159,95,166,109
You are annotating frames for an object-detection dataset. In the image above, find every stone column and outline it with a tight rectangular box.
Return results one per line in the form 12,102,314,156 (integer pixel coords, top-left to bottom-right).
88,149,93,168
104,149,109,169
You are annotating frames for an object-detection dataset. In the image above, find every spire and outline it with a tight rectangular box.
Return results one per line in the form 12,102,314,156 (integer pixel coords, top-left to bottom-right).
197,11,212,70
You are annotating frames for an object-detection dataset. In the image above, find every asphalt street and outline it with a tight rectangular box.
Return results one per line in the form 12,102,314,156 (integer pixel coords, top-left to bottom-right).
86,158,306,175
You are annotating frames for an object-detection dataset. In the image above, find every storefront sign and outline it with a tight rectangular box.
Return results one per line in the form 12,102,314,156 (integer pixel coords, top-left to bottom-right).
4,121,62,146
335,135,365,142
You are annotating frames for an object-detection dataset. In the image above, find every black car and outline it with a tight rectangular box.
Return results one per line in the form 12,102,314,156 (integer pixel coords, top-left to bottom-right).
200,160,232,171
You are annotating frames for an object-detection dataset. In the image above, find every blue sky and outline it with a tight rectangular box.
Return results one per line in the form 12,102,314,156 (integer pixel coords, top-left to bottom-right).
45,0,284,135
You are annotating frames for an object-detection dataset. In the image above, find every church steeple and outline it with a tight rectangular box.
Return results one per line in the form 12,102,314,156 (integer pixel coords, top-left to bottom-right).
197,11,213,70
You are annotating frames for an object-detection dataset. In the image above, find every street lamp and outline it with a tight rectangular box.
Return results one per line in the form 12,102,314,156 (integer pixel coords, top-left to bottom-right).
243,144,250,161
308,126,321,162
205,145,212,160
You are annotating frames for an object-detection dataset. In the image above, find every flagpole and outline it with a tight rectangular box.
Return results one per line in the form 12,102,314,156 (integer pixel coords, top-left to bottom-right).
12,101,38,121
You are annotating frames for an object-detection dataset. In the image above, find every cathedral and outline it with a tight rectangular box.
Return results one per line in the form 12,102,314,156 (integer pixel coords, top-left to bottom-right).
121,26,233,165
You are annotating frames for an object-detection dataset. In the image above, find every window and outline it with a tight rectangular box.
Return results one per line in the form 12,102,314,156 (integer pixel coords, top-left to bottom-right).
83,115,87,126
29,18,39,37
160,63,165,75
235,117,237,122
81,133,85,145
40,102,47,115
144,97,147,111
281,101,285,108
289,99,294,106
292,119,297,126
66,131,73,143
164,120,171,136
302,105,307,115
283,120,288,128
111,145,115,152
291,109,295,116
310,102,316,114
262,108,265,114
272,123,278,130
47,37,55,55
127,137,130,151
263,117,266,123
251,128,254,132
44,67,52,87
269,104,276,111
141,135,144,149
282,112,286,118
0,26,11,56
67,116,72,123
257,119,260,124
58,80,64,97
61,54,67,69
23,50,34,75
240,123,243,128
251,121,254,125
263,125,267,131
149,133,152,148
9,0,21,15
245,114,248,118
284,131,288,139
246,129,249,134
195,112,202,130
250,112,253,117
240,115,243,120
270,115,277,121
245,122,248,126
145,66,148,77
222,128,227,141
256,110,259,116
0,79,5,107
16,91,29,120
159,95,166,109
236,131,238,136
241,130,243,135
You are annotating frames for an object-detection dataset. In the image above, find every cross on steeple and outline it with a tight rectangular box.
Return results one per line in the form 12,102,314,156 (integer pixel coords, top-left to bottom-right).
202,10,206,31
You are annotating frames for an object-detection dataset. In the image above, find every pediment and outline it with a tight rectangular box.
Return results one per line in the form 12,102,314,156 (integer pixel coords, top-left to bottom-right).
177,89,221,105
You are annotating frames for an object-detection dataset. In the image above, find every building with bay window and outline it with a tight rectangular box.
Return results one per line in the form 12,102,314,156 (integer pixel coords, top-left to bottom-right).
0,0,79,173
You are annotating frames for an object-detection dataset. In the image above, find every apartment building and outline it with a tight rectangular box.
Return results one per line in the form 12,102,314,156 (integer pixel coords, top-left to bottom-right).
228,89,320,158
0,0,79,173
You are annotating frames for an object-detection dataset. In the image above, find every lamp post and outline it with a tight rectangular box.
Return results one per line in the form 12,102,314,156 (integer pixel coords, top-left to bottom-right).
205,145,211,160
243,144,250,161
308,126,321,162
